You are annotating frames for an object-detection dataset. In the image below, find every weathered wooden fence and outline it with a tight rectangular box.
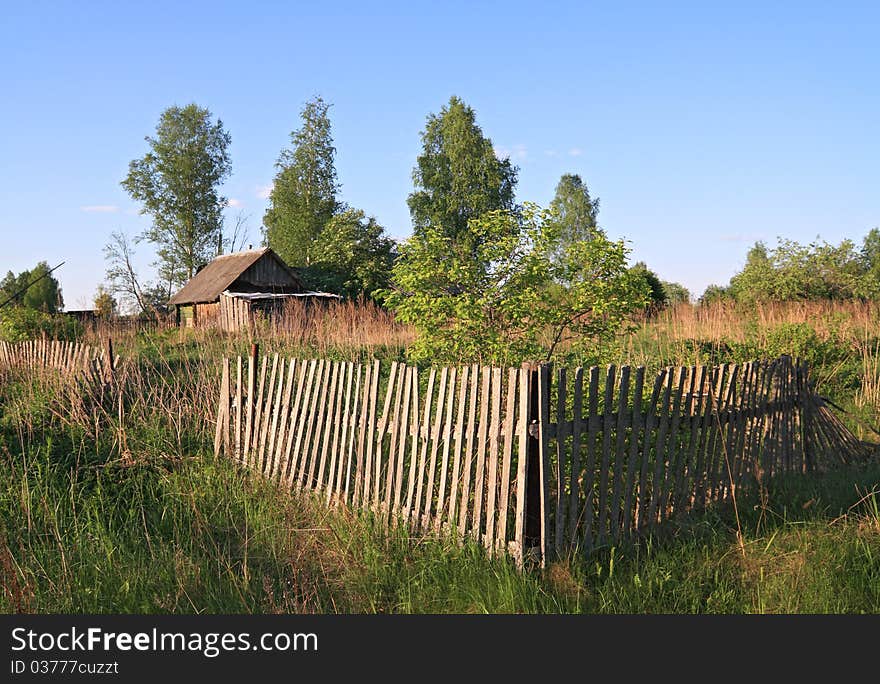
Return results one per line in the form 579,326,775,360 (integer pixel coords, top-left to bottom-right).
0,338,115,382
214,349,869,565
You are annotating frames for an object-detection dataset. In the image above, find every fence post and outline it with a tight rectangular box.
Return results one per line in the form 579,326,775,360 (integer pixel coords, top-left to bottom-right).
523,361,551,567
103,337,115,383
244,343,259,467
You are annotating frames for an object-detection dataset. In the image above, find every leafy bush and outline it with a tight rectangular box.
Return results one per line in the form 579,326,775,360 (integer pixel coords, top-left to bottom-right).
0,307,82,342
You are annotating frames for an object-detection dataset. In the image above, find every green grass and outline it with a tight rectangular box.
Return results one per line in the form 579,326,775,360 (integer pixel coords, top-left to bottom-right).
2,316,879,614
2,426,878,613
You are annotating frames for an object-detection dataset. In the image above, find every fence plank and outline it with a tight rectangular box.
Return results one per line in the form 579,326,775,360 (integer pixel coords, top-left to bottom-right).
657,366,687,524
597,365,616,546
272,359,299,479
537,363,551,564
280,359,310,483
458,365,479,538
621,367,645,538
646,369,674,526
213,358,230,458
448,366,469,529
554,367,568,557
485,367,503,552
327,362,348,498
424,367,448,527
257,353,279,474
335,362,355,499
265,357,288,477
513,366,530,566
567,368,585,545
581,366,600,552
359,361,380,507
404,367,421,525
497,367,517,552
435,366,457,532
371,362,397,507
342,363,362,500
243,347,257,466
413,368,436,529
681,366,707,511
297,359,326,490
250,354,268,469
383,363,406,518
472,366,492,542
610,365,630,543
393,366,414,518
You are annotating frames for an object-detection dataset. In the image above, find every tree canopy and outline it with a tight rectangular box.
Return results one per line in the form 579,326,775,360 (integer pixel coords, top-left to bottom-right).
385,204,648,365
547,173,599,272
0,262,63,313
302,208,397,301
263,96,339,268
407,96,518,248
121,103,232,287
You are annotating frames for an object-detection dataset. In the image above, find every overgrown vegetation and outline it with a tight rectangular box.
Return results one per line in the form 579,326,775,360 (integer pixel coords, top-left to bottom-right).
1,298,878,614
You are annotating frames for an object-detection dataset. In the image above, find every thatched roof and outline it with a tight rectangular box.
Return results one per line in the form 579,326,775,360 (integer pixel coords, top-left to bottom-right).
168,248,303,305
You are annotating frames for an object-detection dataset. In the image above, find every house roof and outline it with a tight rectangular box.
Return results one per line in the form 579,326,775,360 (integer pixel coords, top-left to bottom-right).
168,248,303,305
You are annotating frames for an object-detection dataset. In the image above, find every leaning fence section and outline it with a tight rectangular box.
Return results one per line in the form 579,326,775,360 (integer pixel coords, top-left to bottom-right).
0,338,114,382
214,349,870,566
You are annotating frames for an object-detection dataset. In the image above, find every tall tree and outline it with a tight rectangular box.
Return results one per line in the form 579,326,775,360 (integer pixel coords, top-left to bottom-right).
407,96,518,247
0,262,63,313
548,174,599,259
263,96,339,267
304,208,397,300
121,103,232,286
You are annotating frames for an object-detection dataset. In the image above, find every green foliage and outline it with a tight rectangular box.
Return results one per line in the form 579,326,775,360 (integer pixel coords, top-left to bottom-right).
629,261,666,310
547,173,599,275
661,281,691,305
263,96,340,268
0,307,80,342
407,96,518,246
301,208,397,300
121,103,232,285
0,262,63,313
93,286,117,318
385,204,648,365
727,236,873,303
699,283,732,304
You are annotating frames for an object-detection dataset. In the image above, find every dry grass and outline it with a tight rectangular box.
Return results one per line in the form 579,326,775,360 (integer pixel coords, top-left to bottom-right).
79,298,414,362
643,300,880,344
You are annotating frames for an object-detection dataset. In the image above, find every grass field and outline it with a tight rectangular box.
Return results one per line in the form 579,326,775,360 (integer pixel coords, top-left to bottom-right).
2,300,879,614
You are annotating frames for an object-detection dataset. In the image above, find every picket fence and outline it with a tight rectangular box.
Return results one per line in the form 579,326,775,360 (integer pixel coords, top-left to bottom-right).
0,338,115,382
214,347,868,565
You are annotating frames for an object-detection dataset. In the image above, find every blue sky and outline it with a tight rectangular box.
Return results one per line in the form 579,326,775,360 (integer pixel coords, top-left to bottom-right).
1,1,878,309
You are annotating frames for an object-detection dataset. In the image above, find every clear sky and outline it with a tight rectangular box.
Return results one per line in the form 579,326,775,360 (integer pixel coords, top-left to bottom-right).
1,1,878,309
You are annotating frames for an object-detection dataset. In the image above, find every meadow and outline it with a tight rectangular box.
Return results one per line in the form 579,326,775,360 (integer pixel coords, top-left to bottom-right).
1,299,878,613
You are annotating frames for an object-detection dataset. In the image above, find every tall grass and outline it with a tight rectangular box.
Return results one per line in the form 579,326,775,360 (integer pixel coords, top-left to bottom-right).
2,298,879,614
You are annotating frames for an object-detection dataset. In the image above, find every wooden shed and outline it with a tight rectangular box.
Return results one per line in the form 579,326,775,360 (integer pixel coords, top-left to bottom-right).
168,248,306,328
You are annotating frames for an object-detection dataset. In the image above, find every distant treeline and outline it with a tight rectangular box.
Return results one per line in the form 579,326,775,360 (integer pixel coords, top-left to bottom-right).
702,230,880,304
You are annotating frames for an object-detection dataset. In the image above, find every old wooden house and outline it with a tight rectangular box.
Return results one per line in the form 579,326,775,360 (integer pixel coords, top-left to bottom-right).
169,248,323,330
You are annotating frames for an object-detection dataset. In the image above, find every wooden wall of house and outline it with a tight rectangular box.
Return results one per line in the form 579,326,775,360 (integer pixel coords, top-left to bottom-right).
218,293,252,332
232,254,302,293
196,302,220,327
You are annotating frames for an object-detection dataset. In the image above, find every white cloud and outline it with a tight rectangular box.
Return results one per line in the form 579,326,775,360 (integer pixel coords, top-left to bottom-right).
568,147,583,157
494,144,528,162
544,149,559,157
228,198,243,208
256,183,273,200
80,205,119,213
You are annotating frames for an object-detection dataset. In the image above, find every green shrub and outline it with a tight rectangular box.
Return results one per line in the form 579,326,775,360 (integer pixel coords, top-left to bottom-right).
0,307,82,342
